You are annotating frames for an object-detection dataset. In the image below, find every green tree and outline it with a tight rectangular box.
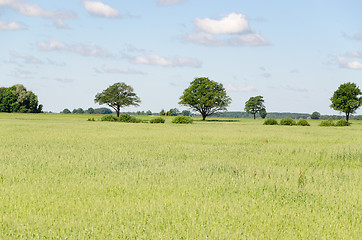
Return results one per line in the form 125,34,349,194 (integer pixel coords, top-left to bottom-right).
181,110,191,116
259,108,267,119
179,77,231,120
330,82,361,122
146,110,152,115
62,108,71,114
87,107,95,114
160,109,166,116
244,96,265,119
94,82,141,117
311,111,321,119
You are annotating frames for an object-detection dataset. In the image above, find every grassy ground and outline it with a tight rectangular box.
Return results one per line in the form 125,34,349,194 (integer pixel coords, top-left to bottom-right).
0,113,361,239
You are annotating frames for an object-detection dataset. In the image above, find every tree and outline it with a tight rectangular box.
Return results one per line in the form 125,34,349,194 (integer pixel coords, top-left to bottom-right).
87,107,95,114
94,82,141,117
146,110,152,115
181,110,191,116
244,96,265,119
330,82,361,122
259,108,267,119
179,77,231,120
311,111,321,119
160,109,166,116
167,108,180,116
62,108,71,114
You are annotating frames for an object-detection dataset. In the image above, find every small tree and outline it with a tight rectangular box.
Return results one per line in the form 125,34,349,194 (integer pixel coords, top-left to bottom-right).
245,96,265,119
94,82,141,117
146,110,152,115
311,111,320,119
160,109,166,116
179,77,231,120
62,108,71,114
330,82,361,122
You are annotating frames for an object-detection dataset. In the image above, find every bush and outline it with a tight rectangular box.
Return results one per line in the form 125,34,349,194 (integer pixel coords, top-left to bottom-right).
335,119,351,126
119,114,141,123
101,115,118,122
319,119,335,126
297,119,310,126
172,116,193,124
280,118,296,126
263,119,278,125
150,117,165,124
87,118,95,121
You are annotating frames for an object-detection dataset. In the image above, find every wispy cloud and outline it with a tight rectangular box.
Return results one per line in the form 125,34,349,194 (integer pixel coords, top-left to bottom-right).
225,84,255,92
10,51,43,64
95,65,147,75
185,13,269,47
0,20,23,30
343,32,362,41
83,1,120,18
129,54,201,68
38,38,113,58
157,0,184,6
337,57,362,70
345,51,362,58
0,0,76,28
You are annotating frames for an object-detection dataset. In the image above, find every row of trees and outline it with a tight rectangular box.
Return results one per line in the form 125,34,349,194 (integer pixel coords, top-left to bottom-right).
0,84,42,113
94,79,361,122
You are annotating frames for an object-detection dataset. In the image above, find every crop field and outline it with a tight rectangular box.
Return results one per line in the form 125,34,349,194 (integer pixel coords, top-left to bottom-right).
0,113,361,239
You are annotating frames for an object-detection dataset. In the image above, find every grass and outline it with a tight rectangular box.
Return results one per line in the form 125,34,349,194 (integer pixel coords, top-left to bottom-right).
0,113,361,239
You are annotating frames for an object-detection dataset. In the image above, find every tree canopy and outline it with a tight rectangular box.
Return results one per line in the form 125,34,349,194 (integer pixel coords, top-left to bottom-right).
94,82,141,117
330,82,361,122
244,96,265,119
0,84,42,113
179,77,231,120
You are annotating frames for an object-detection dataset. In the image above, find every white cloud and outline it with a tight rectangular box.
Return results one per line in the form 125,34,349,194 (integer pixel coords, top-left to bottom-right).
83,1,120,18
37,38,113,58
345,51,362,58
194,13,249,34
225,84,255,92
185,13,269,47
130,54,201,68
96,65,146,75
0,0,76,28
157,0,184,6
0,20,23,30
337,57,362,70
185,32,268,46
10,51,43,64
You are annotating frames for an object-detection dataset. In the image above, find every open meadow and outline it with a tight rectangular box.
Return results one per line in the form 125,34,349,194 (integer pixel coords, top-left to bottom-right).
0,113,361,239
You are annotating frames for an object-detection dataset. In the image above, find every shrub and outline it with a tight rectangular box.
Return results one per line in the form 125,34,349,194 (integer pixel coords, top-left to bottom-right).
280,118,296,126
335,119,351,126
101,115,118,122
297,119,310,126
87,118,95,121
319,119,335,126
150,117,165,124
119,114,141,123
172,116,193,124
263,119,278,125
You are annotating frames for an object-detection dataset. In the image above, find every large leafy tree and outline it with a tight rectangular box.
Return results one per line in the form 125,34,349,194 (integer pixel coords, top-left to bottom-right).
94,82,141,117
244,96,265,119
179,77,231,120
330,82,361,122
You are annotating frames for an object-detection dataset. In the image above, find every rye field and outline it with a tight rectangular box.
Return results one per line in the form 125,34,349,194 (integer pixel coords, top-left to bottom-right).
0,113,361,239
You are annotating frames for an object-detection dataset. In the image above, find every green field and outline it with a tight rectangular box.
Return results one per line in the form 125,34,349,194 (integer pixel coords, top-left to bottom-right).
0,113,361,239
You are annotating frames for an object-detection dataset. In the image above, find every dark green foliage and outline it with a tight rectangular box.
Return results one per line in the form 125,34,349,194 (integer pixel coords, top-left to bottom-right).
118,114,141,123
150,117,165,124
101,115,118,122
95,82,141,117
319,119,335,126
62,108,71,114
297,119,310,126
167,108,180,116
179,77,231,120
311,111,321,119
87,118,95,121
259,108,267,119
72,108,84,114
87,107,95,114
280,118,297,126
146,110,152,115
171,116,193,124
330,82,361,121
335,119,351,126
245,96,266,119
181,110,191,116
263,119,278,125
0,84,42,113
160,109,166,116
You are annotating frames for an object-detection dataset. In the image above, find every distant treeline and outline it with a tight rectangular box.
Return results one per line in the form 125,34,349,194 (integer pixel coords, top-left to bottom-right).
210,111,362,120
61,107,112,114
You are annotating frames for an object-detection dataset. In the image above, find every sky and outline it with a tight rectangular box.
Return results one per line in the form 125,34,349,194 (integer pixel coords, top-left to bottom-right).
1,0,361,115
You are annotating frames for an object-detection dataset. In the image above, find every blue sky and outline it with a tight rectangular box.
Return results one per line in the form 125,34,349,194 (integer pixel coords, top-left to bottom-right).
1,0,361,114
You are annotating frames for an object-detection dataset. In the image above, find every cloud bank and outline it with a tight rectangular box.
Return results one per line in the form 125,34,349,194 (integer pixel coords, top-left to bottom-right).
0,20,23,30
129,54,201,68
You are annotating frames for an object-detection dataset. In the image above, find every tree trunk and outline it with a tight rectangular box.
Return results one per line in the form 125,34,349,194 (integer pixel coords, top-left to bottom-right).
253,113,256,119
116,110,120,117
202,114,206,120
346,112,349,122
